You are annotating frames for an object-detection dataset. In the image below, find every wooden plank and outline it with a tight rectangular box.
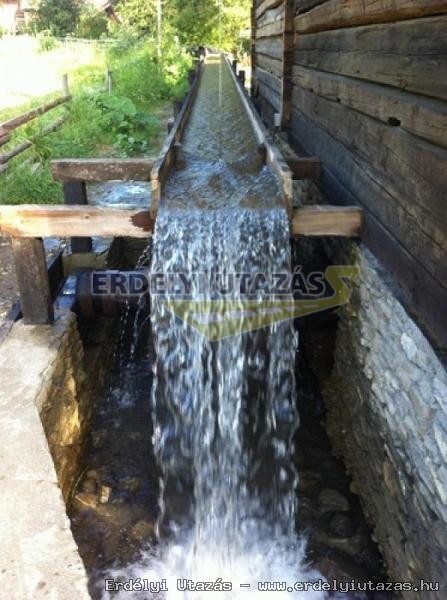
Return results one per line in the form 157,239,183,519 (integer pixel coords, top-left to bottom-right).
256,0,283,20
151,59,204,214
256,67,282,94
225,56,294,213
0,95,70,134
292,66,447,149
11,237,54,325
257,53,283,78
291,85,447,235
293,16,447,101
257,36,284,61
292,205,363,236
51,158,153,182
0,206,155,239
290,106,447,284
295,0,447,34
0,133,11,148
258,81,282,111
288,156,321,179
63,182,93,253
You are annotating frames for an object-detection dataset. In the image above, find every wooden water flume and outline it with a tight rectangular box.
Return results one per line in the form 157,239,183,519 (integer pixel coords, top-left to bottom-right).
0,56,363,326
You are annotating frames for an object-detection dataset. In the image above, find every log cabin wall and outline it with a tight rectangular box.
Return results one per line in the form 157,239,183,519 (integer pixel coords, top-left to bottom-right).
252,0,447,352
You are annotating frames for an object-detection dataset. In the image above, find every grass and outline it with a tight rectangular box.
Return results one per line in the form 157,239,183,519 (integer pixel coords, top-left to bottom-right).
0,36,192,204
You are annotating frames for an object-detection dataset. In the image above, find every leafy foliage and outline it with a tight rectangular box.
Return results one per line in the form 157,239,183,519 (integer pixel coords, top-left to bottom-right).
34,0,82,36
76,5,109,39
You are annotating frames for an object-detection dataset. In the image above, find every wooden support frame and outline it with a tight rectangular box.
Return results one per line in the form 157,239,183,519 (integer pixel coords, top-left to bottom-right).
0,205,362,239
0,206,155,238
281,0,295,130
0,94,70,137
51,158,154,183
288,156,321,180
292,206,363,237
63,182,92,253
11,237,54,325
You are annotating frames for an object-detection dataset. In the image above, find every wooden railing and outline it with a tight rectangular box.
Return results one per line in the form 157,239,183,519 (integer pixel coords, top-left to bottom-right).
0,76,71,173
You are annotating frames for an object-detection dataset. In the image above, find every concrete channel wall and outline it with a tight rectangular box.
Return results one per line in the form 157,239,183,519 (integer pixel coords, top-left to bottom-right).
0,311,94,599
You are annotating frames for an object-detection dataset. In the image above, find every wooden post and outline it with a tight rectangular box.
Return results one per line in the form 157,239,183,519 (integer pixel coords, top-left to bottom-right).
11,237,54,324
62,74,70,97
238,70,246,87
188,69,196,86
232,59,238,73
63,182,92,253
167,118,174,133
281,0,294,130
173,100,183,118
106,69,113,95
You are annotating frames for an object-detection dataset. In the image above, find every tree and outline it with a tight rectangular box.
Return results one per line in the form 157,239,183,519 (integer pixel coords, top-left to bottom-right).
77,5,109,39
34,0,82,36
115,0,158,36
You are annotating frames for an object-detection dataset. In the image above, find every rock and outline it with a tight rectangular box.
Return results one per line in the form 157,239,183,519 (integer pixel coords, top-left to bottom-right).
72,492,98,511
121,477,141,493
81,477,97,494
130,520,155,543
328,512,355,538
99,485,112,504
318,488,350,513
314,551,370,585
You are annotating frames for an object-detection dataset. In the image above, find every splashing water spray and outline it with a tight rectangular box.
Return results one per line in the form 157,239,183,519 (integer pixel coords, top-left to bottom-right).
104,9,325,600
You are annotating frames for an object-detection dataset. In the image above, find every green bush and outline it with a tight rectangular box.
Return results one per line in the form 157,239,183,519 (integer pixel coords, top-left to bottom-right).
34,0,81,37
37,31,58,52
76,6,109,40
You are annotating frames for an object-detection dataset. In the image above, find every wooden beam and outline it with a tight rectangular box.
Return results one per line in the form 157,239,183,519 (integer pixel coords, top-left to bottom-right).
288,156,321,180
0,206,155,239
63,182,92,253
11,237,54,324
292,206,363,237
0,95,70,135
294,0,447,35
51,158,154,182
281,0,294,130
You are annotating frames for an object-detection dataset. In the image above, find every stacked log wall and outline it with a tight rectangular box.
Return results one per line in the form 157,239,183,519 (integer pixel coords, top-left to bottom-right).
252,0,447,350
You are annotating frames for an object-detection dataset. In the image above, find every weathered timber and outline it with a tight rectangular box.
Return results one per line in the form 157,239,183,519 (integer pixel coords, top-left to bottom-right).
290,107,447,284
256,54,283,78
257,36,284,61
288,156,321,179
295,0,447,34
256,0,283,20
63,182,92,253
151,59,204,214
256,67,282,94
258,81,281,111
51,158,154,182
293,16,447,101
0,133,11,148
256,17,283,39
291,85,447,234
281,0,294,129
0,95,69,134
251,6,257,97
292,205,363,236
11,237,54,324
292,66,447,149
225,55,294,211
0,116,66,165
0,206,155,238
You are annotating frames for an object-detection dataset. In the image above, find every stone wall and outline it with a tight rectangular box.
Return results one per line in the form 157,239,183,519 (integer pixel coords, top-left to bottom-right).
320,240,447,597
0,311,91,599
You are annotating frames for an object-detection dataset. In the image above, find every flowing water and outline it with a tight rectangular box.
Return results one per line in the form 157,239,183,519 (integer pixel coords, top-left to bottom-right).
104,56,325,599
